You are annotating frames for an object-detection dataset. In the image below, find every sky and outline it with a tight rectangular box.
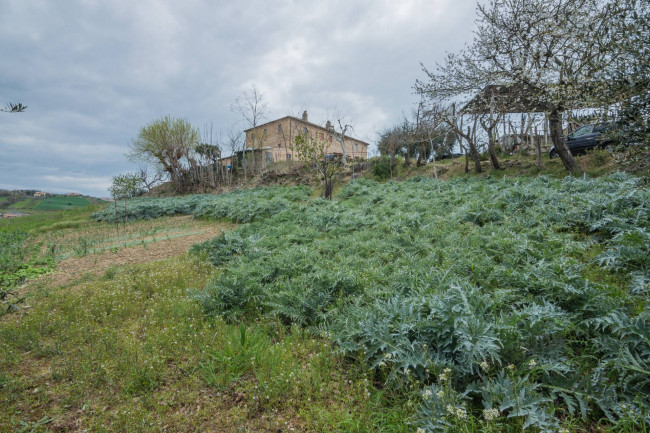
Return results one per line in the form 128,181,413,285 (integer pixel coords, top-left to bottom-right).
0,0,476,197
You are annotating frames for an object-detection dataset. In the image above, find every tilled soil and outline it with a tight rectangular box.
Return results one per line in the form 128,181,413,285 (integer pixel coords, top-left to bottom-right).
37,222,231,287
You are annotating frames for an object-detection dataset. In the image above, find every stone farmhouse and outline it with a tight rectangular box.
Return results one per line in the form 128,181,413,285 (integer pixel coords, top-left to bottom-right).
235,111,369,166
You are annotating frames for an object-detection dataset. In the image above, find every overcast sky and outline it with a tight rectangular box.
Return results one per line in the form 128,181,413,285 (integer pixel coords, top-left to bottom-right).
0,0,476,197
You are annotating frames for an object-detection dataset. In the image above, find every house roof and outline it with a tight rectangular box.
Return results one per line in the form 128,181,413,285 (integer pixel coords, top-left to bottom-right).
243,115,371,147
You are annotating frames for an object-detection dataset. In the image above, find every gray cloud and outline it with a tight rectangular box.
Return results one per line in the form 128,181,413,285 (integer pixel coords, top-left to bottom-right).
0,0,476,197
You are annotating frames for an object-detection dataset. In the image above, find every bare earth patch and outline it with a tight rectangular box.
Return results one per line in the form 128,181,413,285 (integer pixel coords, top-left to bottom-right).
37,219,232,287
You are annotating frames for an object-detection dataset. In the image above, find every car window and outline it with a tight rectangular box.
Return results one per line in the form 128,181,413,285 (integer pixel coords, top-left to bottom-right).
593,123,610,133
569,124,595,138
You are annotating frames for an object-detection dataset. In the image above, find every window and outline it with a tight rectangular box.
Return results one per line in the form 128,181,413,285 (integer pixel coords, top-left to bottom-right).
278,142,282,148
355,143,358,151
319,132,324,140
569,125,594,138
278,124,282,132
286,153,292,161
263,128,267,135
329,135,333,143
302,127,307,135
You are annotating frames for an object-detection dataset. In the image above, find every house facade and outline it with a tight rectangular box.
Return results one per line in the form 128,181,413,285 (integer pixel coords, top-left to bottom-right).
242,111,369,164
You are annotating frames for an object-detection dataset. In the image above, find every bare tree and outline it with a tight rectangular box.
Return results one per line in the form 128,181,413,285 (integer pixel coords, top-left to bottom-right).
224,129,243,185
329,119,353,165
231,85,268,176
137,164,165,193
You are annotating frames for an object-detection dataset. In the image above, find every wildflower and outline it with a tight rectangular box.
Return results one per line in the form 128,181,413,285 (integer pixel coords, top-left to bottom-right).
436,390,444,398
507,364,515,371
384,353,393,359
438,368,452,382
528,359,537,367
378,361,386,368
480,360,489,371
455,407,468,419
422,389,432,399
416,428,426,433
559,429,570,433
482,408,500,421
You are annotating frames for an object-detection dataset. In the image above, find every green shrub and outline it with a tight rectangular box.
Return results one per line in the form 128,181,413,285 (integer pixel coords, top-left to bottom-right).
370,156,393,180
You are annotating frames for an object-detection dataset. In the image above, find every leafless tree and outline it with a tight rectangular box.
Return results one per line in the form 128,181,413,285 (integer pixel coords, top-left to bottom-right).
329,119,353,165
137,164,165,193
231,85,268,177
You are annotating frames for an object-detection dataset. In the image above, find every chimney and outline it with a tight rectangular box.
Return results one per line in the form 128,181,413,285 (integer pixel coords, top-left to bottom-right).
325,120,332,129
302,110,308,122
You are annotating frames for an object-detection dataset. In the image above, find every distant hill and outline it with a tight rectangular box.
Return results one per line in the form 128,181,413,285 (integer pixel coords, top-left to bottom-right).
0,190,102,212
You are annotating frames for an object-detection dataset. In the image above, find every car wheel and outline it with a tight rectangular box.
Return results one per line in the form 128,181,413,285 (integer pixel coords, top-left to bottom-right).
603,144,614,153
549,149,558,159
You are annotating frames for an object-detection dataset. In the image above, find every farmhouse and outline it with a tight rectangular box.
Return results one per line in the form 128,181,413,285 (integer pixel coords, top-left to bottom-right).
241,111,370,165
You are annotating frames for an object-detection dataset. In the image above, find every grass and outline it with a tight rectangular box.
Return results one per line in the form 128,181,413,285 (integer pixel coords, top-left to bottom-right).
0,206,102,234
366,147,648,183
0,256,410,432
1,196,93,212
33,196,91,211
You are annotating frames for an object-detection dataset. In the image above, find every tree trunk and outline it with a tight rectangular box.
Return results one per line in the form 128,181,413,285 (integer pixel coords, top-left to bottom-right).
535,126,543,170
487,133,501,170
429,138,440,193
324,178,333,200
548,108,578,172
467,127,482,173
481,117,501,170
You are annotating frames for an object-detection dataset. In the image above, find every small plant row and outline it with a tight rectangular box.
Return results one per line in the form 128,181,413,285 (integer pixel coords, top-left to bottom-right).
189,173,649,432
91,185,312,224
0,231,52,313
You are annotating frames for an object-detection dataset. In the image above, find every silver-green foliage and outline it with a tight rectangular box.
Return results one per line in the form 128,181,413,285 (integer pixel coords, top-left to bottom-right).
188,174,648,430
91,185,312,223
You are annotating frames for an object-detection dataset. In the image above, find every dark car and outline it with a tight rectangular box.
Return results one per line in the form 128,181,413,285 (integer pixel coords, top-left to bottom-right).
548,123,614,158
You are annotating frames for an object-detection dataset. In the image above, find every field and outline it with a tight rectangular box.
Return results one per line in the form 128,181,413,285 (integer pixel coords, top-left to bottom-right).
1,175,649,432
33,196,92,211
1,195,94,213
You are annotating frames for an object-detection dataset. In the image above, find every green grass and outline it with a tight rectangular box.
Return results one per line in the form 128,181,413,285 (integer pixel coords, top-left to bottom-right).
33,196,91,210
367,147,646,183
0,256,409,432
0,206,102,233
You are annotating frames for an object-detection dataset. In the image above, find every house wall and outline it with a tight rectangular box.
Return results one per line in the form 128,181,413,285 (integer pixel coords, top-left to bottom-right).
245,117,369,163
